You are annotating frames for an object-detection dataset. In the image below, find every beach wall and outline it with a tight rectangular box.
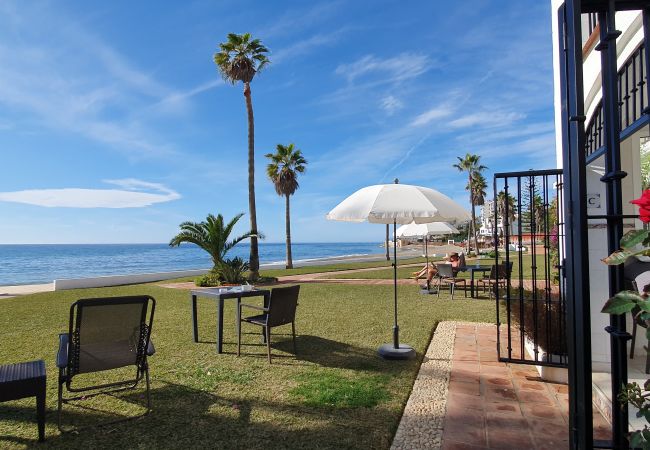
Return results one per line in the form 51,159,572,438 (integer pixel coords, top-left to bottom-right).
54,269,209,290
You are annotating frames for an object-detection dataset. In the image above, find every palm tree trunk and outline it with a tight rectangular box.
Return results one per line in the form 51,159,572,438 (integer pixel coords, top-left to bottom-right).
244,82,259,280
385,224,390,261
467,174,472,254
285,193,293,269
471,204,478,256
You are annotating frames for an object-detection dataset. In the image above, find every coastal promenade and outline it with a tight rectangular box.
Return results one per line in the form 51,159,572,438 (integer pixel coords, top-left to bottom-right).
0,283,53,298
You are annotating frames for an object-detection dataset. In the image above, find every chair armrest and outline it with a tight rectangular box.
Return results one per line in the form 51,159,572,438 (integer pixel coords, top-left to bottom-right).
56,333,69,368
147,339,155,356
240,303,268,312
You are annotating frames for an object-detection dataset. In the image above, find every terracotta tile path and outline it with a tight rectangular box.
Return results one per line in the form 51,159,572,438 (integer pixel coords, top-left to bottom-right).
441,323,611,450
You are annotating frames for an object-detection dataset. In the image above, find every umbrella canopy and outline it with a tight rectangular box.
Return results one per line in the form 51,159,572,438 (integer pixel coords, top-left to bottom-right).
326,183,470,224
325,181,469,360
395,221,459,238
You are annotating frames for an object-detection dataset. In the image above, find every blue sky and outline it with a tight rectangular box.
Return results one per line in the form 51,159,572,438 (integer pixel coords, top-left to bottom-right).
0,0,556,244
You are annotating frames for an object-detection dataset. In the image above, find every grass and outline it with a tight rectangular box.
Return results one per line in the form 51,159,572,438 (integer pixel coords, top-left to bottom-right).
0,279,496,449
329,254,550,281
258,256,428,278
164,256,429,284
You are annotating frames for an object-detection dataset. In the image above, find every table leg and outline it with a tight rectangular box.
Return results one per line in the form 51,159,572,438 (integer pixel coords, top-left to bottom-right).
191,294,198,342
262,292,270,343
36,380,45,442
471,271,476,298
217,297,224,353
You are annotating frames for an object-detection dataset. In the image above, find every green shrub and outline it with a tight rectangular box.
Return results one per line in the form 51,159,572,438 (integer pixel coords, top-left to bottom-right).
216,257,250,284
195,270,221,287
500,291,566,356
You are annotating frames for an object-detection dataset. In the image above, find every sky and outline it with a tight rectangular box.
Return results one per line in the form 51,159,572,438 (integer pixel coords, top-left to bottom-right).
0,0,557,244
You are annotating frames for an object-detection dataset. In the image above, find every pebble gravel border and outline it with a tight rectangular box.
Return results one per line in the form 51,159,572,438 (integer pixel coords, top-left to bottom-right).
390,321,457,450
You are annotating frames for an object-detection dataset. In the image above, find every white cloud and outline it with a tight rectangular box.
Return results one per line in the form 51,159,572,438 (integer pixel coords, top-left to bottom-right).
380,95,403,115
273,29,347,64
0,4,219,159
335,53,431,84
448,111,525,129
410,105,454,127
0,179,180,208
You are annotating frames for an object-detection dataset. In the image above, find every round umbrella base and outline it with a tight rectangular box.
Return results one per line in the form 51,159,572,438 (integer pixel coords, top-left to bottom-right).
378,343,416,360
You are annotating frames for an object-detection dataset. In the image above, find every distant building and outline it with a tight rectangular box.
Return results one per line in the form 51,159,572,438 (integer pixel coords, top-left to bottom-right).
478,200,519,239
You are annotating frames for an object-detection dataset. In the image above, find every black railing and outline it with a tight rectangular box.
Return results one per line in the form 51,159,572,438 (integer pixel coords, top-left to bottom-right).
588,12,599,37
585,43,647,159
493,169,567,368
582,12,599,45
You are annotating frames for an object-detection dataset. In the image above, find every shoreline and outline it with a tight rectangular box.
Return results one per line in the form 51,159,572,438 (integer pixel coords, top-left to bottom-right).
0,243,463,296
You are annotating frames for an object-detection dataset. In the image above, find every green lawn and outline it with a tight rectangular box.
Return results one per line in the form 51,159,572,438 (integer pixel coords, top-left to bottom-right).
259,256,429,278
165,257,430,284
0,281,496,449
329,254,551,281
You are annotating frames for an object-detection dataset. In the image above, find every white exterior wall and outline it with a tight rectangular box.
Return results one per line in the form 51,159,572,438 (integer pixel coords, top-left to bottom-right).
53,269,208,290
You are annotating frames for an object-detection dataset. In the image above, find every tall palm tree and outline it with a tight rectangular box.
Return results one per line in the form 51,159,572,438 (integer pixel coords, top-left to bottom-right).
265,143,307,269
214,33,270,280
453,153,487,253
470,172,488,245
169,213,255,269
496,191,517,238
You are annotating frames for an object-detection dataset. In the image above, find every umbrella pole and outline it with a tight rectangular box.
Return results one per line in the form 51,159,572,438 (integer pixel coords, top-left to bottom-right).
424,234,431,291
393,220,399,348
377,219,415,360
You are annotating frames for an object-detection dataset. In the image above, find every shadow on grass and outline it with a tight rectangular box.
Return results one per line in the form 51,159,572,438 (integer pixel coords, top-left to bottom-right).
273,335,385,372
0,380,398,449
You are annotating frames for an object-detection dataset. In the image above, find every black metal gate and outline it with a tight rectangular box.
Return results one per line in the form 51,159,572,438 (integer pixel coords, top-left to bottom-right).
493,169,568,368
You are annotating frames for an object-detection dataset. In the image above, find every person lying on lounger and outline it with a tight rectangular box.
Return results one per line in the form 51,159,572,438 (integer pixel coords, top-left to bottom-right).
413,253,462,284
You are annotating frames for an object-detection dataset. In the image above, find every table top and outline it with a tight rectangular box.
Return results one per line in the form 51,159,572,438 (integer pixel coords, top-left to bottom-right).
465,266,491,273
0,360,46,382
191,287,270,299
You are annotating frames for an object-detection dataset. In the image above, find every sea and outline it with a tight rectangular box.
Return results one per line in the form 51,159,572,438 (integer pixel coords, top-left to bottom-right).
0,242,383,286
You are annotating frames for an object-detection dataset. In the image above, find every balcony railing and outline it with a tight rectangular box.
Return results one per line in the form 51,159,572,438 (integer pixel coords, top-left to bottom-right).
582,12,599,47
585,43,647,159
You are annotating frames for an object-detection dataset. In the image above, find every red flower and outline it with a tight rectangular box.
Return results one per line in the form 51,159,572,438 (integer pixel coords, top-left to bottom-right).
631,190,650,223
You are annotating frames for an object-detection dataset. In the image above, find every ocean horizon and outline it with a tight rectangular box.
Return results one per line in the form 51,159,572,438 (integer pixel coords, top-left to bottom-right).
0,242,383,286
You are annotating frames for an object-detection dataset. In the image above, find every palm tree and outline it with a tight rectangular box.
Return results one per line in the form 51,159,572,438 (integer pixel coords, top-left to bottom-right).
265,143,307,269
496,191,517,238
169,213,255,269
453,153,487,253
470,172,488,246
214,33,270,280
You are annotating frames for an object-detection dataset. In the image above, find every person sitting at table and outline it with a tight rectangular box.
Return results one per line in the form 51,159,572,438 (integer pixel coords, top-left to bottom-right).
414,253,462,284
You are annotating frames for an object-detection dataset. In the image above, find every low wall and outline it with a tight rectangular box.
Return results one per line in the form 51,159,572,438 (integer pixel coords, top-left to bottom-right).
54,269,209,291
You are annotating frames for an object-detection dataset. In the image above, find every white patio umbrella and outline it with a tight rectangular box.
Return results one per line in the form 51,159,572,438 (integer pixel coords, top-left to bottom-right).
396,222,460,291
326,180,470,360
395,222,459,238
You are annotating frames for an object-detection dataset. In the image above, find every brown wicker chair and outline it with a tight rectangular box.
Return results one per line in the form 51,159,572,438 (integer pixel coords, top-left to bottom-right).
477,263,512,298
237,285,300,363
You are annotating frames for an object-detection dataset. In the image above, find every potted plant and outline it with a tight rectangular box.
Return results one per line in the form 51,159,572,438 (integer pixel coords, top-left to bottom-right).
601,190,650,449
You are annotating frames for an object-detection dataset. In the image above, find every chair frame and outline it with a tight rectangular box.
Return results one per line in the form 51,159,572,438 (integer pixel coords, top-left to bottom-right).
436,264,467,299
237,286,299,363
56,295,155,431
478,263,512,298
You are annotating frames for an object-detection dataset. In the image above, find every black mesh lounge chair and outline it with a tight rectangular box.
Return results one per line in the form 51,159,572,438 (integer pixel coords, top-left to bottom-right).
437,263,467,299
237,285,299,363
56,295,155,430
